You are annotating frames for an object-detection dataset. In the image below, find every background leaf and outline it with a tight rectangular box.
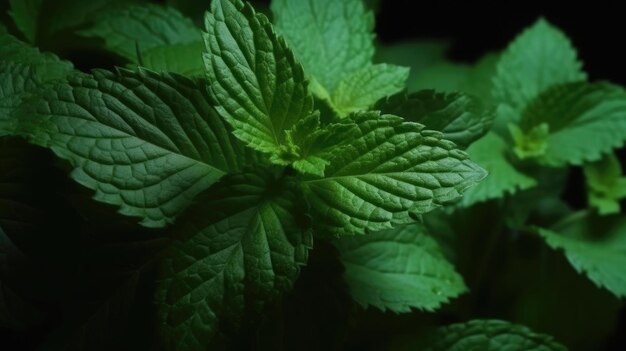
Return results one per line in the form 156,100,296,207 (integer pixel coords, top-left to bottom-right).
334,223,466,312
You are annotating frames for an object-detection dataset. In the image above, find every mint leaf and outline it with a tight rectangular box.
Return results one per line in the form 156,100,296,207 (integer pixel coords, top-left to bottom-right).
515,82,626,166
421,319,567,351
584,153,626,215
271,0,374,95
460,133,537,206
9,0,42,43
375,40,450,90
204,0,314,163
411,53,500,103
0,33,73,82
16,69,258,227
537,214,626,298
335,223,466,312
156,169,312,349
493,18,586,112
272,0,407,114
0,62,40,136
303,112,486,236
333,64,409,116
374,90,494,149
81,4,202,65
137,42,205,76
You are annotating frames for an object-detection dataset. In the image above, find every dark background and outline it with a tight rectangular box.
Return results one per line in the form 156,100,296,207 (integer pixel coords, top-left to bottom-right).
375,1,626,85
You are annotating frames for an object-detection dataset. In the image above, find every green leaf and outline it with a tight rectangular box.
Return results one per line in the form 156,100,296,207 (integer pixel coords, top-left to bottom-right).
156,169,312,350
421,319,567,351
9,0,42,43
460,133,537,206
374,40,450,90
271,0,374,95
374,90,494,149
135,41,204,76
203,0,314,163
0,33,73,82
493,18,586,112
272,0,407,114
411,53,499,103
16,69,258,228
335,223,466,312
302,112,486,236
81,4,202,63
584,153,626,215
41,0,141,40
515,82,626,166
0,62,40,136
537,214,626,298
333,64,409,116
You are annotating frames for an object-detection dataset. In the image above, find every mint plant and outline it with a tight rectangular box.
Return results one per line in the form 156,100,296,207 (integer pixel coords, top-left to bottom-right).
1,0,625,350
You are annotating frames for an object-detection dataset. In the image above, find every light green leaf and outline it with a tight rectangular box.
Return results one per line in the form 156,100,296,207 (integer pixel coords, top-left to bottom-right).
272,0,407,114
0,62,40,136
460,133,537,206
335,223,466,312
333,64,409,116
515,82,626,166
374,90,494,149
302,112,486,236
203,0,314,163
537,214,626,298
584,152,626,215
16,69,258,228
81,4,201,63
9,0,42,43
0,33,73,82
271,0,374,95
493,18,586,111
156,169,312,350
421,319,567,351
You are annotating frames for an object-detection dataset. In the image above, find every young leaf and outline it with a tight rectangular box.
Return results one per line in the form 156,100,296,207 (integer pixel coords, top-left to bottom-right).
16,69,259,228
81,4,202,67
272,0,407,114
156,169,312,350
460,133,537,206
203,0,315,163
493,18,586,111
421,319,567,351
536,214,626,298
9,0,42,43
374,90,494,149
302,112,486,236
0,62,40,136
0,33,73,82
583,153,626,215
515,82,626,166
334,223,466,312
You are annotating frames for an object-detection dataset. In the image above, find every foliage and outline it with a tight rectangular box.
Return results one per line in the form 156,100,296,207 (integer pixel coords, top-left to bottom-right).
1,1,625,350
